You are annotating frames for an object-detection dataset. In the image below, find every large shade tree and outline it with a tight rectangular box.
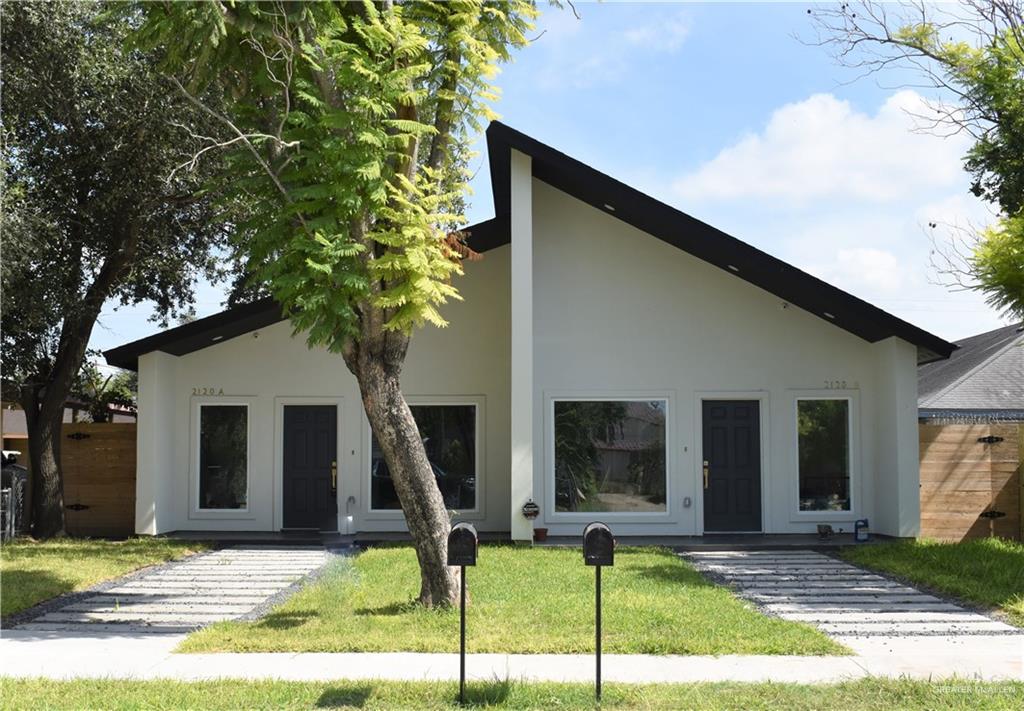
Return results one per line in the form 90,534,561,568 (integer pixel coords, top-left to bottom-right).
810,1,1024,318
1,1,235,536
133,0,536,606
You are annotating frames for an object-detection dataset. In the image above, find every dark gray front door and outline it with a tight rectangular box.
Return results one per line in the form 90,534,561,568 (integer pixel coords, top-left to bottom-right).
283,405,337,531
702,400,761,532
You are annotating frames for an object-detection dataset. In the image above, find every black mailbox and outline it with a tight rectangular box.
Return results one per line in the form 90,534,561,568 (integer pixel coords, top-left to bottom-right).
447,522,478,567
583,522,614,566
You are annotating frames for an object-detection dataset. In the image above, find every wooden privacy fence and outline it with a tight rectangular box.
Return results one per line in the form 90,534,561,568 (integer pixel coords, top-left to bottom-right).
62,422,136,537
919,423,1022,541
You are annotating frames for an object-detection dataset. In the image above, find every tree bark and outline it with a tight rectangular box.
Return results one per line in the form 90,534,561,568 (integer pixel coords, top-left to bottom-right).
17,224,140,539
345,333,460,607
19,384,65,538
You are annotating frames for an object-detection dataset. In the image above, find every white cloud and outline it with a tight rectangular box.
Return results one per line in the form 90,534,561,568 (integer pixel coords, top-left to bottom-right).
806,247,908,293
624,14,690,52
672,91,970,204
531,7,692,90
660,89,1010,341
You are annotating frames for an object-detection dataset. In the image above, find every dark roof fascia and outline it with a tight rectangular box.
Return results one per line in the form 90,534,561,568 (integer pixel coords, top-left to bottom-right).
101,219,510,372
104,121,957,370
103,297,285,371
482,121,955,364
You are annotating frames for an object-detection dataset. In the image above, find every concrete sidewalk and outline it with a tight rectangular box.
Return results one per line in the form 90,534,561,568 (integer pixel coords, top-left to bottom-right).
1,630,1021,683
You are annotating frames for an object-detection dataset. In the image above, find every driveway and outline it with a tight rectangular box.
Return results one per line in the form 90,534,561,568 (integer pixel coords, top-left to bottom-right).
685,549,1022,638
12,546,330,634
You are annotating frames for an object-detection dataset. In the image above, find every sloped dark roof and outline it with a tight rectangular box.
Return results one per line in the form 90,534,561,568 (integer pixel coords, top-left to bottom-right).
918,321,1024,411
480,122,954,364
105,122,956,370
104,298,285,370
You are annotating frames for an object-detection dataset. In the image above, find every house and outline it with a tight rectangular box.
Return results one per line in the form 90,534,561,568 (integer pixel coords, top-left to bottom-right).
918,322,1024,422
104,122,956,541
917,322,1022,541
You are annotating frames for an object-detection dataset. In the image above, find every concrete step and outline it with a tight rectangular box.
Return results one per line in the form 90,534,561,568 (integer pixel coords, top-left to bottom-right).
61,602,255,614
729,575,890,583
817,621,1018,634
15,622,196,634
783,612,997,623
766,602,963,613
84,594,269,605
749,593,943,604
105,586,284,597
36,611,232,624
119,580,292,590
144,576,303,583
738,585,918,595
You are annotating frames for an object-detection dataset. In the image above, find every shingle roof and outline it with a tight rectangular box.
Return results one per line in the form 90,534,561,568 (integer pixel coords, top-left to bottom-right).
918,321,1024,411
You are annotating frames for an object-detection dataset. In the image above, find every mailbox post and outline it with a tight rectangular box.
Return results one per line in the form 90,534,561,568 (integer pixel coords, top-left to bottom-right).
583,522,614,701
447,522,478,705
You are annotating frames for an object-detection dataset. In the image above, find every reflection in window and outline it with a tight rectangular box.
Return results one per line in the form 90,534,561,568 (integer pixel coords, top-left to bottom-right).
199,405,248,510
371,404,476,510
797,399,851,511
554,400,667,513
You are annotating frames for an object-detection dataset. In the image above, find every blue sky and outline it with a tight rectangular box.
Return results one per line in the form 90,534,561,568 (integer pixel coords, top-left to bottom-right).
90,2,1012,362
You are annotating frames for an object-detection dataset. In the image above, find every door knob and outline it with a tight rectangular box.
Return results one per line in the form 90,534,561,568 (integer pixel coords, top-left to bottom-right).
702,460,710,489
331,460,337,495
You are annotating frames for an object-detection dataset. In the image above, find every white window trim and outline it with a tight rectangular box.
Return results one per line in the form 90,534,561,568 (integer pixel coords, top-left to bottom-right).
545,393,673,523
791,393,859,520
191,399,253,518
694,390,770,535
363,395,486,520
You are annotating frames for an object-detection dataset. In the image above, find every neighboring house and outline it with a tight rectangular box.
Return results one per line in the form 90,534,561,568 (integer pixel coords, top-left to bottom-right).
105,122,955,540
1,400,135,457
918,322,1024,421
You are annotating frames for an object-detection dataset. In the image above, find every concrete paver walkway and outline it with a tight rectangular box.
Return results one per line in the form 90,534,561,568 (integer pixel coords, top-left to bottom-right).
685,549,1022,638
1,546,1020,684
12,546,329,634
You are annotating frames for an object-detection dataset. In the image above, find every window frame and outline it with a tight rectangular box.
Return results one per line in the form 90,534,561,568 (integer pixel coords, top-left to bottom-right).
546,393,673,522
192,400,251,515
792,394,858,519
364,396,484,518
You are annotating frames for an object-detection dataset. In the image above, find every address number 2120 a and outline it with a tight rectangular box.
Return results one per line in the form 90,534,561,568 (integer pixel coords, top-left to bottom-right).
192,387,225,396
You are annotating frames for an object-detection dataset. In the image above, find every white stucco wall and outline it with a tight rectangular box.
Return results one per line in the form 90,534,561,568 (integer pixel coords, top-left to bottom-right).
525,179,919,538
136,246,510,534
135,171,921,540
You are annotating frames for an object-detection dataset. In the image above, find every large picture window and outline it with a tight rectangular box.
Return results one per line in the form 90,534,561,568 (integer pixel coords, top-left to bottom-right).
553,399,667,513
797,398,851,512
198,404,248,510
371,404,477,511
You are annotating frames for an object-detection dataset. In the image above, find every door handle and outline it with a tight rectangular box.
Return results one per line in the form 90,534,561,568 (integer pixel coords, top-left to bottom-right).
703,460,710,489
331,461,337,495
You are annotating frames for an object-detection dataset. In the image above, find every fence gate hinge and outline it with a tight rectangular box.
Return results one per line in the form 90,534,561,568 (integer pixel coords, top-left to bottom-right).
65,503,90,511
66,432,91,440
979,510,1006,520
977,435,1004,444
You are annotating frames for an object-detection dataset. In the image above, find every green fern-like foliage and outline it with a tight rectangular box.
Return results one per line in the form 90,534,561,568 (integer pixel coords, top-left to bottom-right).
132,1,536,353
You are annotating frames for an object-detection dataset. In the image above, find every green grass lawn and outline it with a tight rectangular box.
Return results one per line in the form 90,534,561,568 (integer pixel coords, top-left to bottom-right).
3,678,1022,710
181,545,844,655
0,537,210,617
840,537,1024,626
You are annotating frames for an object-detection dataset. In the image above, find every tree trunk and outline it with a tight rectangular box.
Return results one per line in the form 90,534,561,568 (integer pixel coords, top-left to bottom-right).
15,226,139,539
20,386,66,538
346,338,460,607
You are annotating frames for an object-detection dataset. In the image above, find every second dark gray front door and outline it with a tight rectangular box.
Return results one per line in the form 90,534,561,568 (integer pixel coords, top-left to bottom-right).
283,405,337,531
702,400,761,532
